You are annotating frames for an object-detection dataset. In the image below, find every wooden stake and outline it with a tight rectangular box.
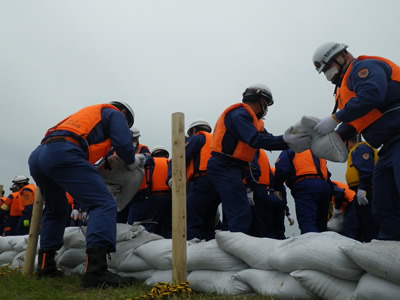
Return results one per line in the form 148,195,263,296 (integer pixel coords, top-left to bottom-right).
23,187,43,275
171,112,187,283
0,184,3,197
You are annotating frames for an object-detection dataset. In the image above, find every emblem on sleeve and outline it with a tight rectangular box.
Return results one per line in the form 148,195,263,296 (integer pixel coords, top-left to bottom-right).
358,68,369,78
362,153,370,160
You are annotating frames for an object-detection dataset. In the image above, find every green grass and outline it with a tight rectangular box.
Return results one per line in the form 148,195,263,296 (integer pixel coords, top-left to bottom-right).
0,267,276,300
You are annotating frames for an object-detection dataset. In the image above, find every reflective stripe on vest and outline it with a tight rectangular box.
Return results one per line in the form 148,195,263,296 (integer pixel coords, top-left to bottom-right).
211,103,264,163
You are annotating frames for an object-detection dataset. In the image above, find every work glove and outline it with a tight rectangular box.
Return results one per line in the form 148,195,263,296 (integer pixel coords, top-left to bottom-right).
283,126,312,146
287,215,295,226
246,188,255,206
128,154,146,170
274,190,283,201
357,189,368,206
327,208,344,232
70,209,80,221
313,115,340,135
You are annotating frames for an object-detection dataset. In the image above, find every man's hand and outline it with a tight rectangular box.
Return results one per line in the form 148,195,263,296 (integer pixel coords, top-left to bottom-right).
287,215,295,226
313,115,340,135
357,189,369,206
283,126,312,145
70,209,80,221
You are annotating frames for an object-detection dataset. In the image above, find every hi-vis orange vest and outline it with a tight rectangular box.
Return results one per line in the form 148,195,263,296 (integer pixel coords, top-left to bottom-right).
345,142,378,188
186,131,213,181
258,149,271,186
19,183,36,208
45,104,119,164
8,192,23,217
332,180,356,213
335,56,400,133
211,103,264,163
151,157,170,192
292,150,328,179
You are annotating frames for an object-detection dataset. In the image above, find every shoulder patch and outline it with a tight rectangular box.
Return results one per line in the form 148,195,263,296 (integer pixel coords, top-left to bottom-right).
362,153,370,160
358,68,369,78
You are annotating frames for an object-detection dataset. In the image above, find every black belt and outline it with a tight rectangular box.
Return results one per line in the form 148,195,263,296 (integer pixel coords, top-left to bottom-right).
42,136,81,147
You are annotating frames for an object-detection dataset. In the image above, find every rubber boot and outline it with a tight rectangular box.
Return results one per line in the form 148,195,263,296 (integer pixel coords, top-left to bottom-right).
80,247,136,288
36,249,64,279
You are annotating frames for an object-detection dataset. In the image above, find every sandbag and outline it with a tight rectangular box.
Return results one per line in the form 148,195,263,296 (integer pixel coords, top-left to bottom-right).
340,239,400,285
327,213,344,233
353,273,400,300
234,269,311,299
134,239,172,270
112,269,155,281
187,239,248,271
188,270,252,295
290,269,357,300
144,270,174,286
0,236,27,252
56,248,86,268
0,250,18,265
97,153,145,211
215,231,280,270
269,232,364,281
291,116,348,163
63,226,86,249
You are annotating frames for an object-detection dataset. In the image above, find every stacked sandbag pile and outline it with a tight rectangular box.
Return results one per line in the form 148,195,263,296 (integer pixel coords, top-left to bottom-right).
1,227,400,299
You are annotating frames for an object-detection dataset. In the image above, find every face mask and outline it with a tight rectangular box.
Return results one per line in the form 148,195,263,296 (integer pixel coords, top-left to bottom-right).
256,100,268,119
324,65,339,82
132,141,138,148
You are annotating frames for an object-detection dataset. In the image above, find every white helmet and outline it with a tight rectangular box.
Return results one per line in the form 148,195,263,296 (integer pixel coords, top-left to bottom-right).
151,145,169,158
242,84,274,106
109,101,135,128
131,126,141,138
187,120,212,136
313,42,348,73
12,175,29,184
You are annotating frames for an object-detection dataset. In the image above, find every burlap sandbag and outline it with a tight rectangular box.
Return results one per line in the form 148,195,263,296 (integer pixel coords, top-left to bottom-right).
97,154,145,211
290,116,348,163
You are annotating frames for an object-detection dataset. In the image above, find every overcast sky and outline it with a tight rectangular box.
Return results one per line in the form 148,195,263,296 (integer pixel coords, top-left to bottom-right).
1,0,399,210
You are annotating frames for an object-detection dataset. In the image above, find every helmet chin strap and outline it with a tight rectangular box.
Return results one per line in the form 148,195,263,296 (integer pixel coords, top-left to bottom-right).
330,57,346,86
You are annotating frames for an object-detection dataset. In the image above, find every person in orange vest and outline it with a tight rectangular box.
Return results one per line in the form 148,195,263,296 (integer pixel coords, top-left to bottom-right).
0,185,19,236
313,42,400,241
0,190,6,235
184,120,221,240
28,101,139,288
11,175,37,235
274,149,332,234
207,84,311,234
145,145,172,238
343,135,379,242
2,179,25,236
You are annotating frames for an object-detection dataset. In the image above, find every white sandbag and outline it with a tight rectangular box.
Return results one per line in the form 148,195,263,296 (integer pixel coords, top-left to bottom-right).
215,231,280,270
56,248,86,268
97,154,145,212
9,236,29,252
187,239,248,271
188,270,252,295
340,239,400,285
269,232,363,281
0,250,18,265
290,269,357,300
353,273,400,300
134,239,172,269
112,252,153,272
63,226,86,249
234,269,311,299
10,251,27,269
112,269,155,281
62,262,86,276
0,236,27,252
115,224,163,244
327,213,344,233
292,116,348,163
145,269,174,286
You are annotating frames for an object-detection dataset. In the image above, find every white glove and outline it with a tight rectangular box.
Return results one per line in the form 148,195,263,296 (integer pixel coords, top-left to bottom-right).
246,188,255,206
313,115,340,135
128,154,145,170
70,209,79,221
283,126,312,145
333,208,342,216
167,178,173,189
287,215,295,226
357,189,369,205
82,212,89,223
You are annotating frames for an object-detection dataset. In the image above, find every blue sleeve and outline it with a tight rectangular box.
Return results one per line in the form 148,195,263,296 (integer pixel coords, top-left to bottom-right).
274,150,293,190
335,59,390,122
185,135,205,166
101,108,135,165
225,107,288,151
351,144,375,189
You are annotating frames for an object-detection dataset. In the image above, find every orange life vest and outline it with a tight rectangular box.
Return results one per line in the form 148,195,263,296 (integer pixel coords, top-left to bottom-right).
335,56,400,133
9,192,23,217
19,184,36,208
137,144,150,191
257,150,271,186
186,131,213,181
292,150,328,179
46,104,119,164
211,103,264,163
332,180,355,213
151,157,170,192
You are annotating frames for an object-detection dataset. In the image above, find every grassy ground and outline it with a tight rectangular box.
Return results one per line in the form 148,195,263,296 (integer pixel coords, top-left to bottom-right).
0,267,276,300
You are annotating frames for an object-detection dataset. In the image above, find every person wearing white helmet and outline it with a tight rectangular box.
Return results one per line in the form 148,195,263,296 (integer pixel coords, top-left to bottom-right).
312,42,400,241
28,101,140,287
207,84,311,234
184,119,221,240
